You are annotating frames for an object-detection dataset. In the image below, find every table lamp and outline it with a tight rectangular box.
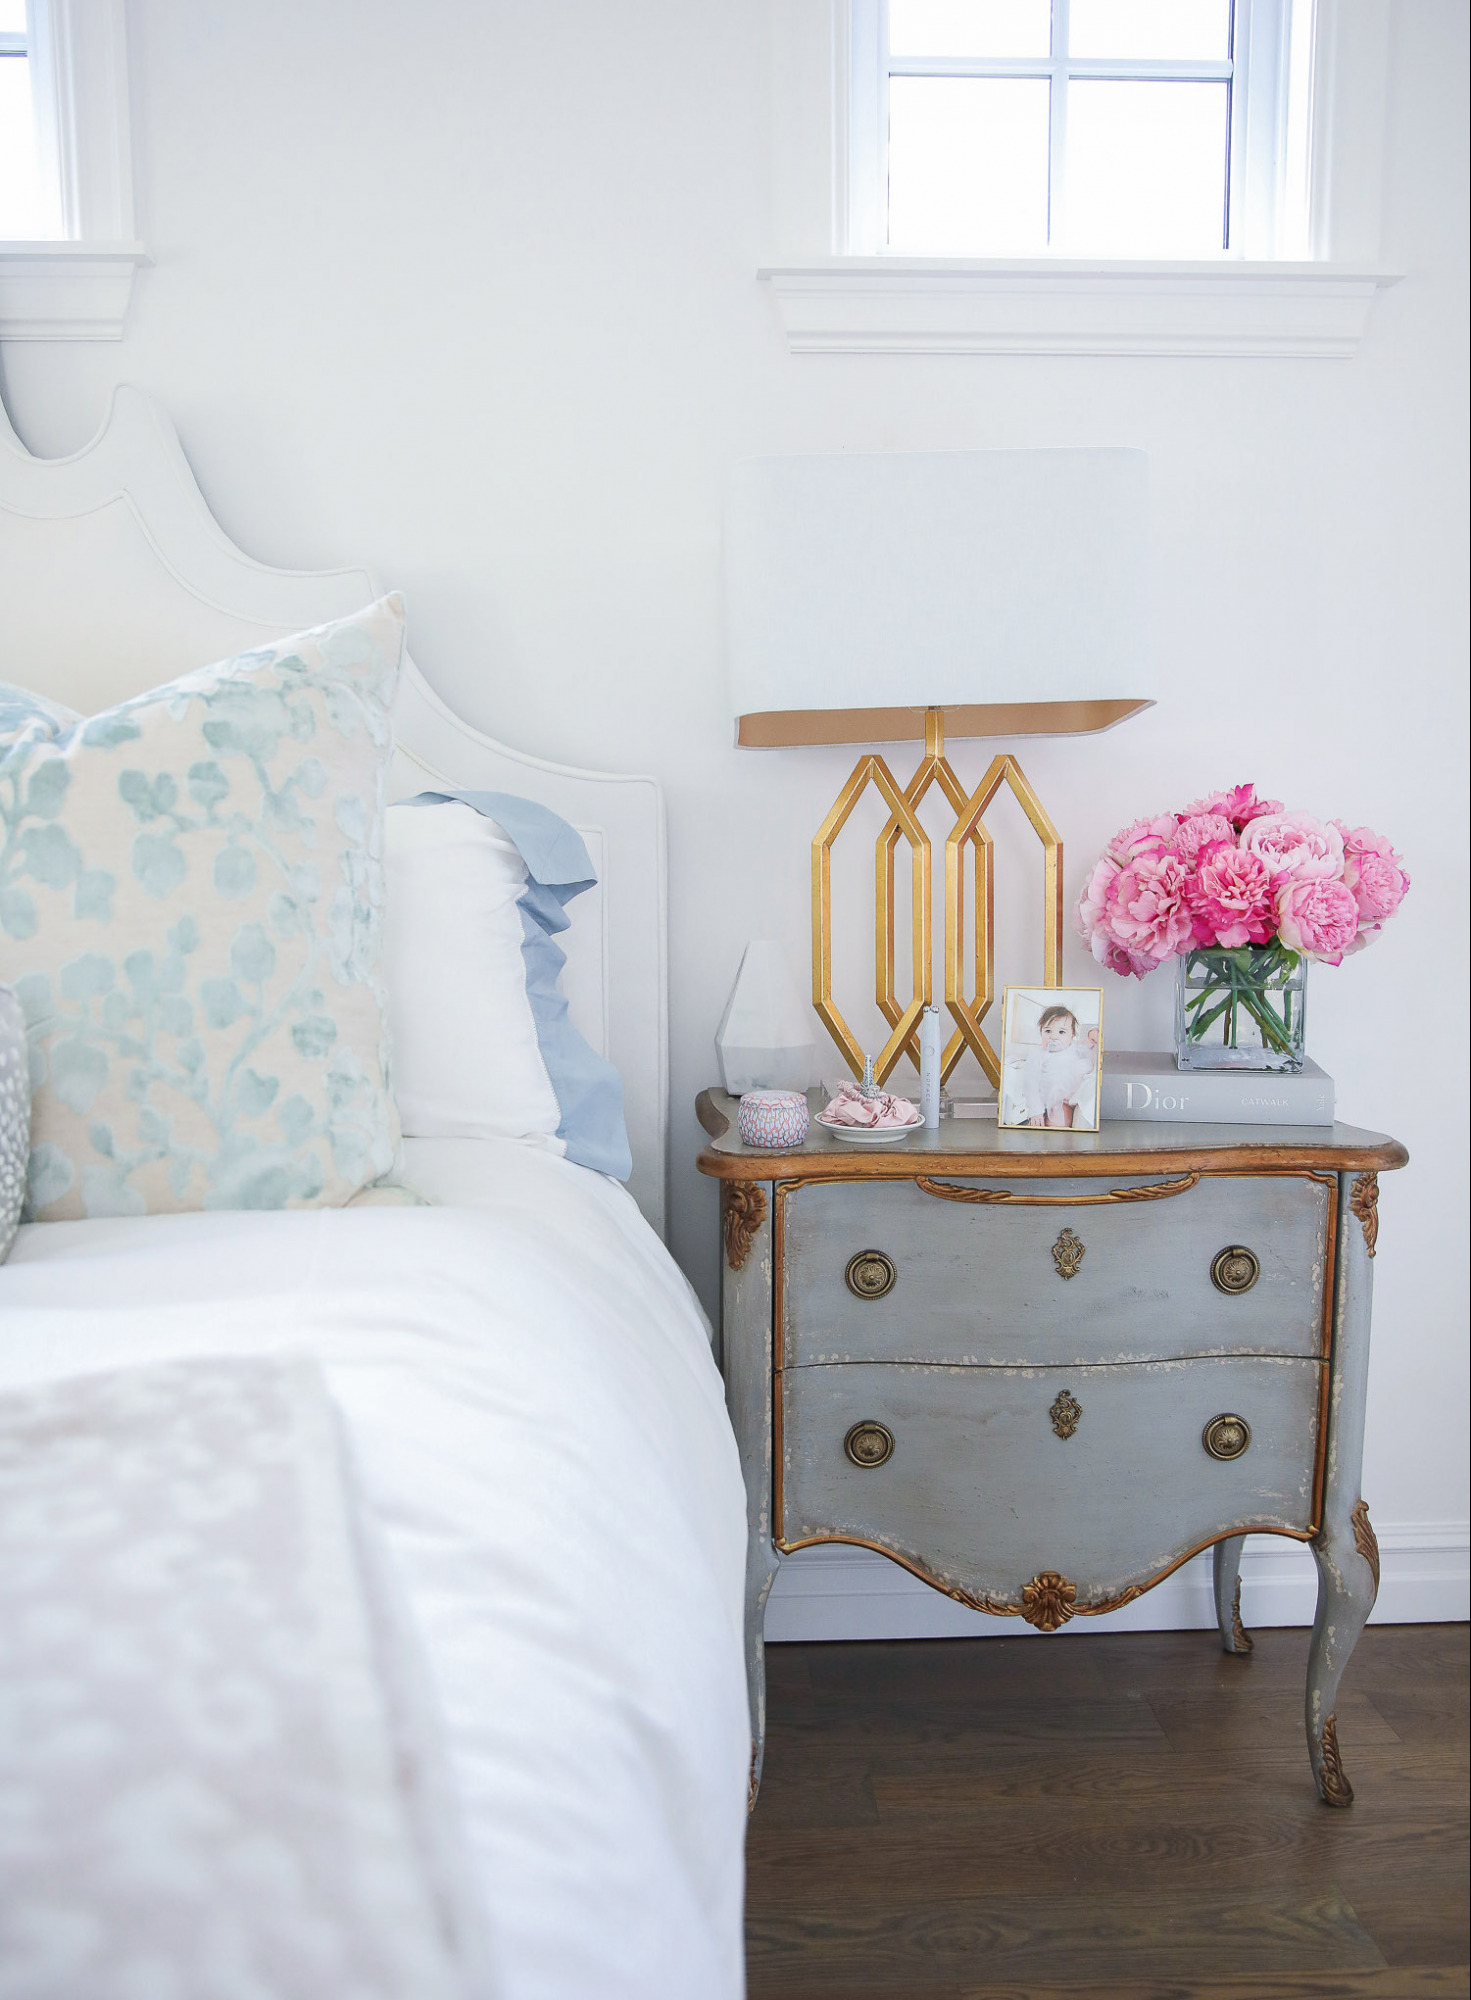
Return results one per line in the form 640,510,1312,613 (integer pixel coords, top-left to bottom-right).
724,447,1149,1087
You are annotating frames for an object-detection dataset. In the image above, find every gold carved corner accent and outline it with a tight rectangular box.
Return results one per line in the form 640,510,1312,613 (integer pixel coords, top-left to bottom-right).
1317,1714,1354,1807
1350,1173,1380,1258
1021,1571,1077,1632
1351,1499,1381,1599
723,1183,767,1272
1049,1390,1082,1441
1230,1578,1254,1654
1052,1227,1085,1279
813,752,931,1083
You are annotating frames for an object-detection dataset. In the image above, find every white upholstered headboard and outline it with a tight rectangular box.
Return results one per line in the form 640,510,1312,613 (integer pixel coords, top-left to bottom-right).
0,386,669,1235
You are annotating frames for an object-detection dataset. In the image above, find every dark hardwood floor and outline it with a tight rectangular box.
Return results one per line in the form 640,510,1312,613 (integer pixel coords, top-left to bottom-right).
745,1624,1469,2000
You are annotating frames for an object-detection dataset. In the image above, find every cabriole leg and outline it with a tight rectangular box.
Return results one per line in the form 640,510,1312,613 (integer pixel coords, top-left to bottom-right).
1213,1534,1253,1654
1307,1508,1378,1805
720,1177,779,1809
745,1547,780,1805
1305,1173,1383,1805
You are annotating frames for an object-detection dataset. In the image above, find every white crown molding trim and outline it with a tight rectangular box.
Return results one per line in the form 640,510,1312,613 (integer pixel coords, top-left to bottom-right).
765,1522,1470,1643
0,240,149,340
759,258,1402,358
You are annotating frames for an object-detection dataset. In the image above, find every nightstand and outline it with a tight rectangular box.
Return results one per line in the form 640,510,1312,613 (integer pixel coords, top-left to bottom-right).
696,1089,1407,1806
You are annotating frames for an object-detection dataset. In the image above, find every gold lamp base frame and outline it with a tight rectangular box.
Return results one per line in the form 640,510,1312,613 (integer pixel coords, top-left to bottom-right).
812,708,1063,1088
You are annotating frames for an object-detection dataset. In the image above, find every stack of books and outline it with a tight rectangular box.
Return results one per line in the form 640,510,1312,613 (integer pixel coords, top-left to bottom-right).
1098,1053,1335,1126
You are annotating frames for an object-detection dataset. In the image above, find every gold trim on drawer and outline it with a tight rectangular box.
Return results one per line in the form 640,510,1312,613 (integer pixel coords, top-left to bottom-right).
915,1173,1201,1206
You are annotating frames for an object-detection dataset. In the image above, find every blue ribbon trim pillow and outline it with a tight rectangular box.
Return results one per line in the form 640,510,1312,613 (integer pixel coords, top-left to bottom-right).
401,790,632,1182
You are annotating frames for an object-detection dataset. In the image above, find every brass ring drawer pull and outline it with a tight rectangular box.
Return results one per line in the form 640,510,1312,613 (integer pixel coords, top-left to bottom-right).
845,1249,897,1299
1203,1413,1252,1460
845,1421,894,1468
1211,1245,1261,1295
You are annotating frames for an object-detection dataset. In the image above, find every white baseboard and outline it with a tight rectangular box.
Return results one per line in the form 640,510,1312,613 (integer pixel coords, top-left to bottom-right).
763,1522,1470,1643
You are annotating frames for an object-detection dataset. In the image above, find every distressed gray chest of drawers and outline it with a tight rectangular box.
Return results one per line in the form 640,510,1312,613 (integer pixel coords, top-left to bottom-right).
696,1090,1407,1806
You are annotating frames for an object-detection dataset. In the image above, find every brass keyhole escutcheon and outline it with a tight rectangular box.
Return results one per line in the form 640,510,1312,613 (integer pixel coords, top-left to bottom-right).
846,1249,897,1300
1211,1245,1261,1295
844,1421,894,1468
1203,1413,1252,1460
1052,1228,1085,1280
1050,1390,1082,1440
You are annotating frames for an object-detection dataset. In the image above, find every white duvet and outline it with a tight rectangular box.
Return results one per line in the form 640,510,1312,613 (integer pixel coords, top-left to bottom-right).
0,1141,750,2000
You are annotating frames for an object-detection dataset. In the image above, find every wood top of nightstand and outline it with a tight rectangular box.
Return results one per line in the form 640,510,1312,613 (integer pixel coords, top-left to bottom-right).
694,1089,1408,1182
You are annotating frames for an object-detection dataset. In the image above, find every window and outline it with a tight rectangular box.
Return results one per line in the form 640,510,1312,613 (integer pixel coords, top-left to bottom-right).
850,0,1315,259
0,0,55,237
0,0,143,339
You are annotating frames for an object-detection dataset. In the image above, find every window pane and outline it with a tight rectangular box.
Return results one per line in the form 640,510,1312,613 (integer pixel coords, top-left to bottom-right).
0,1,30,32
1063,81,1228,254
1068,0,1231,62
0,55,53,238
889,0,1052,61
888,77,1051,253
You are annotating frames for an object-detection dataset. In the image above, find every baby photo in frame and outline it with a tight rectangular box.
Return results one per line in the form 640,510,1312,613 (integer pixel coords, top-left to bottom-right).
998,987,1104,1133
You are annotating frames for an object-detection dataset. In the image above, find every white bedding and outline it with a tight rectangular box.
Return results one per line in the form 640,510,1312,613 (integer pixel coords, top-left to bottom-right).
0,1142,749,2000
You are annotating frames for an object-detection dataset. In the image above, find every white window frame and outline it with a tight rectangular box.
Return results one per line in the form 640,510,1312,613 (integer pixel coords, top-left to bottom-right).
0,0,148,341
850,0,1307,260
762,0,1397,358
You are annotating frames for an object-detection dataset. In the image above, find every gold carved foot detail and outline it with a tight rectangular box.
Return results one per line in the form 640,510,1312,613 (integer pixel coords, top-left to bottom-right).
1230,1577,1254,1653
1317,1713,1354,1806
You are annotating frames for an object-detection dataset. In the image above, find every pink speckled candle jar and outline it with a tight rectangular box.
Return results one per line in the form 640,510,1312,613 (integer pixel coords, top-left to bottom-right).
737,1090,810,1149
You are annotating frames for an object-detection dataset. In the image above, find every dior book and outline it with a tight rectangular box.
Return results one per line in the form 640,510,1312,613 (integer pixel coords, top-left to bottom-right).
1100,1053,1335,1126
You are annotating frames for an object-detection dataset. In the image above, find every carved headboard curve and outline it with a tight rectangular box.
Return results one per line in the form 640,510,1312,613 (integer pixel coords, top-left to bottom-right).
0,386,668,1234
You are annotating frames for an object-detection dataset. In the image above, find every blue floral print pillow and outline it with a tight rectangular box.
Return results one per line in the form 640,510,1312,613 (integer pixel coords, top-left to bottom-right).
0,597,406,1219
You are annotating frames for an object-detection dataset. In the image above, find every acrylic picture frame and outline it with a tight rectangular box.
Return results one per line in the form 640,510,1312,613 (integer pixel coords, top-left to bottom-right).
997,986,1105,1133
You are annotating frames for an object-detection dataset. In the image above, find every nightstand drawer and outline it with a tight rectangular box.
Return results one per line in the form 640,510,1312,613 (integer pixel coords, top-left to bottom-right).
779,1173,1331,1368
779,1356,1322,1607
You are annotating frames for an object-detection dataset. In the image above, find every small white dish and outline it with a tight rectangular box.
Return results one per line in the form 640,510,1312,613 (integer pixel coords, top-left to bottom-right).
816,1118,919,1145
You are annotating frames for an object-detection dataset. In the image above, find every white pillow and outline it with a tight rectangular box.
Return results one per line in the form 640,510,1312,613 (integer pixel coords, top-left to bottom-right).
383,801,563,1144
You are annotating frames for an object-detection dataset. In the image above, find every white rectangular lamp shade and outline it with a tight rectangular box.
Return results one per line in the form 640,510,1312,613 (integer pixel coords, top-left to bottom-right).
725,447,1149,746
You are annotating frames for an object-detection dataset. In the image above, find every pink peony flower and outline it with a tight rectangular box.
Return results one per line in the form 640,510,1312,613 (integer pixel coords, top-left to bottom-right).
1076,855,1121,940
1109,852,1195,965
1105,814,1179,864
1188,846,1277,949
1241,811,1345,885
1182,784,1283,828
1334,822,1410,925
1173,812,1236,867
1075,857,1156,978
1277,877,1361,964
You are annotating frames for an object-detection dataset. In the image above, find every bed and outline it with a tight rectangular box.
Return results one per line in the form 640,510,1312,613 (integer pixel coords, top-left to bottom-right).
0,389,749,2000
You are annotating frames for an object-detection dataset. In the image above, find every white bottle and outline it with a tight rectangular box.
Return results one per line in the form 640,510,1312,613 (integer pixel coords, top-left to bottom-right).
919,1005,942,1128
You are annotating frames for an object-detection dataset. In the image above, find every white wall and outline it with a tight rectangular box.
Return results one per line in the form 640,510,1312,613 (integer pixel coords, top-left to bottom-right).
2,1,1466,1603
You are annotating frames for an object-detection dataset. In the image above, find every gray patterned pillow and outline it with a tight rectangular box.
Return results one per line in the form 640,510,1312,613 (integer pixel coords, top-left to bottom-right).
0,985,27,1261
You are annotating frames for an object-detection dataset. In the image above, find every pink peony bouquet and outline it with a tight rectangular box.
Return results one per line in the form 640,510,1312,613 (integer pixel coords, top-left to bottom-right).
1077,785,1409,979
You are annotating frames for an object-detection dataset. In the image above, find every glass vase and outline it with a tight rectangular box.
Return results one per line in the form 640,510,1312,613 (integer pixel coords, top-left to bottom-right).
1175,945,1307,1072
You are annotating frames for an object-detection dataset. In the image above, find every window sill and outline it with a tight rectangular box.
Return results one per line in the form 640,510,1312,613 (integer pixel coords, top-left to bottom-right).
0,241,150,340
759,258,1401,358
